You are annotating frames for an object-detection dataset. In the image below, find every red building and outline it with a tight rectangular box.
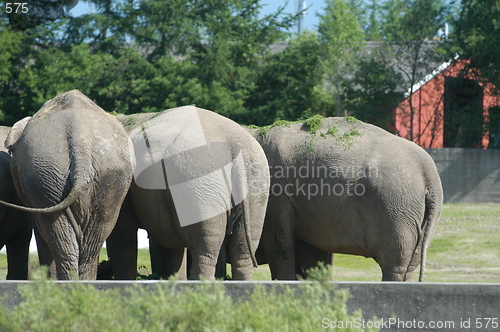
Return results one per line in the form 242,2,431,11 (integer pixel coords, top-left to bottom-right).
395,58,500,148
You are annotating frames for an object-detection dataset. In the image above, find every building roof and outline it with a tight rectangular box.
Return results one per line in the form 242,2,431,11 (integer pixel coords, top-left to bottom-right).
361,41,454,94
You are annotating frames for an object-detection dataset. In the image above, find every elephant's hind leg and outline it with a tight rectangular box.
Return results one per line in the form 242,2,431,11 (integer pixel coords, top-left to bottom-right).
381,266,413,281
188,251,219,280
184,217,225,280
37,213,79,280
227,224,254,280
379,246,419,281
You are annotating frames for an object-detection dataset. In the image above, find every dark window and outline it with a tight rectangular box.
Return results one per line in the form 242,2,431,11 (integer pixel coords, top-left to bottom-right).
444,77,484,148
487,106,500,149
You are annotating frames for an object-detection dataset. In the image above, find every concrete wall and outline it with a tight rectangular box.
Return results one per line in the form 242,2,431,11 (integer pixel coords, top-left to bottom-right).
1,281,499,331
425,148,500,203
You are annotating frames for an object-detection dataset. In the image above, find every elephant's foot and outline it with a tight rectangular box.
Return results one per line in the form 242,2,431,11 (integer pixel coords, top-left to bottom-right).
78,259,99,280
231,261,253,280
189,262,216,280
381,266,414,281
231,255,253,280
56,259,79,280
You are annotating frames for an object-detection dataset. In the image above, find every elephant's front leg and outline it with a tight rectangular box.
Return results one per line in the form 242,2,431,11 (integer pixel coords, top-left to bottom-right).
262,207,297,280
295,238,333,280
106,194,139,280
150,237,187,280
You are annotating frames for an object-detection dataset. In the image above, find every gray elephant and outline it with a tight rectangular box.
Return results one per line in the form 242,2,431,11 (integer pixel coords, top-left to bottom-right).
106,106,270,280
252,117,443,281
0,90,135,280
0,126,32,279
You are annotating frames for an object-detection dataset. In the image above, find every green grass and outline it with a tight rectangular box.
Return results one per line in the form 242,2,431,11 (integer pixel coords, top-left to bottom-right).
2,203,500,282
0,272,373,332
0,248,154,280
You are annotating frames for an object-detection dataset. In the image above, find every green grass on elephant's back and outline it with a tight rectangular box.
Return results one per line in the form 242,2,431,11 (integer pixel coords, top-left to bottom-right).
1,203,499,282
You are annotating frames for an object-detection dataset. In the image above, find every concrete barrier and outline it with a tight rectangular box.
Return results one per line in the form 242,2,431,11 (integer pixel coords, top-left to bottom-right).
425,148,500,203
0,281,499,331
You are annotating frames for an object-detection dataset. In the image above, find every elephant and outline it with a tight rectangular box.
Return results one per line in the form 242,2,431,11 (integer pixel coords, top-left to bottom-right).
253,237,333,280
0,126,32,279
0,90,135,280
106,105,270,280
251,117,443,281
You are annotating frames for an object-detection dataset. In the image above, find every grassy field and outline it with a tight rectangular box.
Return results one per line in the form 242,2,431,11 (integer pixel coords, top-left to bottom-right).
2,203,499,282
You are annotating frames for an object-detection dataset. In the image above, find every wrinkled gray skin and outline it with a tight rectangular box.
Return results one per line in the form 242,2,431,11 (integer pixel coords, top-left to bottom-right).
0,90,135,280
253,117,443,281
0,127,32,279
107,107,270,280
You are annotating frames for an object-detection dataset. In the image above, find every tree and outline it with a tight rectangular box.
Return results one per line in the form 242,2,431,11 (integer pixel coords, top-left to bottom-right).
317,0,365,117
0,0,299,125
246,31,334,125
0,21,23,123
344,56,404,131
379,0,450,141
188,0,295,120
363,0,383,41
0,21,22,84
4,0,78,31
454,0,500,89
124,0,200,61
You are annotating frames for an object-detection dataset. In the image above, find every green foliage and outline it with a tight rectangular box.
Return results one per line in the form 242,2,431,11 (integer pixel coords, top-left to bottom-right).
305,261,334,282
1,0,492,132
0,280,372,331
317,0,365,116
318,0,365,65
303,114,324,134
252,119,298,142
345,116,360,123
380,0,448,42
251,114,326,142
0,0,297,125
322,125,339,137
0,22,22,84
453,0,500,89
246,31,334,125
340,128,362,149
344,57,404,131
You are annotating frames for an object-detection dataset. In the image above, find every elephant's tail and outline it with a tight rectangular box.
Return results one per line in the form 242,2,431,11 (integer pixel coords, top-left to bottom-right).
0,180,85,247
0,182,83,214
0,137,88,246
417,163,443,282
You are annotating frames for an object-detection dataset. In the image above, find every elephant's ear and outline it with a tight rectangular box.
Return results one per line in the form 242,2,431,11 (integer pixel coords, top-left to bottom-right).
5,116,31,154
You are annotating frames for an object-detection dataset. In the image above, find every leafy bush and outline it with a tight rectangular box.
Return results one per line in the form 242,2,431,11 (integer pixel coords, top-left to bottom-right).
0,273,375,331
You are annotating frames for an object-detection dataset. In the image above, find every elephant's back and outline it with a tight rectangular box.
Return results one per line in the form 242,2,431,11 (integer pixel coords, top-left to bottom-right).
130,106,268,184
13,90,134,207
0,126,10,153
263,117,433,247
20,92,132,167
262,117,432,180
